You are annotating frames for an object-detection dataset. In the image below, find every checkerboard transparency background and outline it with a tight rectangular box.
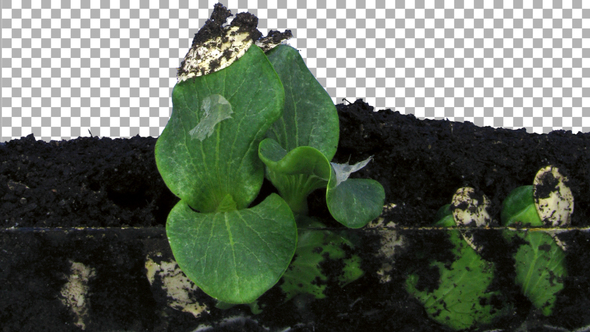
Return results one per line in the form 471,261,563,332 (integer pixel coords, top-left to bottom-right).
2,0,590,142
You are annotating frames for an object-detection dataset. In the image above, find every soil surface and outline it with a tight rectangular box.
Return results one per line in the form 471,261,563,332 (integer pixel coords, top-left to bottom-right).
1,99,590,331
3,98,589,230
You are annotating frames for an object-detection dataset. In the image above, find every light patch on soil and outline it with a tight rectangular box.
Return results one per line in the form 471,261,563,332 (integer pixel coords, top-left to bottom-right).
367,204,405,283
375,229,406,283
60,260,96,330
145,255,209,318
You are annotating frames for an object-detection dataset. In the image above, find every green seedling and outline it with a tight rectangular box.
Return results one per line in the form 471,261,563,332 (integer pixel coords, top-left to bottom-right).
406,187,509,330
260,44,385,228
155,5,384,305
155,43,296,305
501,165,573,316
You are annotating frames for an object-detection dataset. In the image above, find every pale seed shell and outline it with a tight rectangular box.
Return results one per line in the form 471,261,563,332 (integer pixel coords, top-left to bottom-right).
451,187,492,253
452,187,492,227
533,165,574,227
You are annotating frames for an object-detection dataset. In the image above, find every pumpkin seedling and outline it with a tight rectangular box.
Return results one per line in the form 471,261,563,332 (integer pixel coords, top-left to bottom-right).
155,4,384,305
501,165,573,316
406,187,509,330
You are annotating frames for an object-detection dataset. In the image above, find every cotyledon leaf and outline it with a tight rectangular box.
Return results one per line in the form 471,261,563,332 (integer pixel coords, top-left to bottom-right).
258,138,332,215
261,44,384,227
166,193,297,304
326,176,385,229
155,44,285,213
265,44,339,161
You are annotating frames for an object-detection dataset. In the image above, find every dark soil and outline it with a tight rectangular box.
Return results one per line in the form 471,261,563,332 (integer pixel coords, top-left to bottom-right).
3,98,590,230
1,98,590,331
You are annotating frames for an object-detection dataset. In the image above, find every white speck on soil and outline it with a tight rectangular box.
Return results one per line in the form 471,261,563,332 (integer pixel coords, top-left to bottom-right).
60,260,96,330
145,255,209,318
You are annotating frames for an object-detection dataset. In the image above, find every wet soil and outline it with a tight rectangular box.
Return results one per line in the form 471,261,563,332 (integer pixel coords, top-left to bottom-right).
1,99,590,331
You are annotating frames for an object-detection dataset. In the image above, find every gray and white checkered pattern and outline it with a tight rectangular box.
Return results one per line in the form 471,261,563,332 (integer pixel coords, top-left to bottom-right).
2,0,590,141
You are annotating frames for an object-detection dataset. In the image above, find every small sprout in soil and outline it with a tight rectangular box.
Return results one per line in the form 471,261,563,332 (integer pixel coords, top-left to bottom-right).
501,165,573,316
155,4,384,305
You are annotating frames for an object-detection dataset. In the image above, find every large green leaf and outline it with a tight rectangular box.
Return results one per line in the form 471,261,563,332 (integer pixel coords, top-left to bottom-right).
265,44,339,160
406,211,507,330
259,138,384,228
501,185,567,316
166,193,297,304
155,44,284,212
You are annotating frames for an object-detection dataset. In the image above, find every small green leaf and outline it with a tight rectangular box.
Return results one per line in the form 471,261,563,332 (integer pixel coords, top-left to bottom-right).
326,177,385,228
501,185,567,316
433,204,455,227
258,138,331,179
258,138,331,215
501,185,542,227
216,194,237,213
259,138,385,227
167,193,297,304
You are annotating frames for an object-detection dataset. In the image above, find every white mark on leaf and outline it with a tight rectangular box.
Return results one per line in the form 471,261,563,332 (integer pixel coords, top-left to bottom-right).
189,94,233,141
330,156,373,187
